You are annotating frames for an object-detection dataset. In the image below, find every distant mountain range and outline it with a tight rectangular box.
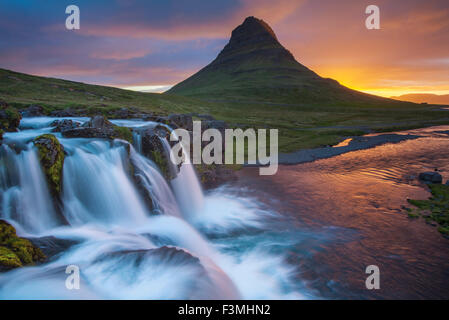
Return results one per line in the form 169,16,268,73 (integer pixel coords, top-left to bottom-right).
168,16,405,107
391,93,449,105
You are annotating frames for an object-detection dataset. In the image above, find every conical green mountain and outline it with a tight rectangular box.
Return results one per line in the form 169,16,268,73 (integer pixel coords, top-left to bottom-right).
167,16,396,106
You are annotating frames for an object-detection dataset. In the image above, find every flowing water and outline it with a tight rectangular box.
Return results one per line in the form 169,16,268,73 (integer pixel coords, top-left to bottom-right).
0,117,307,299
1,118,449,299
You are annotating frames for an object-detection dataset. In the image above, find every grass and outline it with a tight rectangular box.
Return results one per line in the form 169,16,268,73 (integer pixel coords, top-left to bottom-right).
407,184,449,237
2,68,449,153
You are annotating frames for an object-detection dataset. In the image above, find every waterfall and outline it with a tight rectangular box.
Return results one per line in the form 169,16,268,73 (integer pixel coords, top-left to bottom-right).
61,140,149,227
0,117,305,300
0,144,59,234
159,137,204,220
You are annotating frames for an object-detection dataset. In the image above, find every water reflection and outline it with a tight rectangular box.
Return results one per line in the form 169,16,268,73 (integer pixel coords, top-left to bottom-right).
236,126,449,299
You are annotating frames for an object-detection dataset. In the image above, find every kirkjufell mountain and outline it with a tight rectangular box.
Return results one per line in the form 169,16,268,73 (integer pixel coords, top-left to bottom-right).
168,16,398,106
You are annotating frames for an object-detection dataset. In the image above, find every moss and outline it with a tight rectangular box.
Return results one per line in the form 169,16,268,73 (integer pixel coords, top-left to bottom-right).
0,105,21,132
407,184,449,237
0,220,45,271
151,150,169,179
113,125,133,143
33,134,65,195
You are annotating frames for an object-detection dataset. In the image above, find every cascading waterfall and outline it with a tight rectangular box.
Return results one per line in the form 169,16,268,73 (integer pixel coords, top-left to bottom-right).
159,137,204,220
0,117,308,299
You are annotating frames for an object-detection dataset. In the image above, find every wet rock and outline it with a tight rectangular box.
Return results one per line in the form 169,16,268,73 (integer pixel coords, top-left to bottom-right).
0,220,46,272
51,119,80,132
33,134,65,196
194,164,238,189
62,115,132,142
139,126,178,180
419,171,443,184
0,100,21,133
20,104,45,117
28,236,78,261
168,114,193,130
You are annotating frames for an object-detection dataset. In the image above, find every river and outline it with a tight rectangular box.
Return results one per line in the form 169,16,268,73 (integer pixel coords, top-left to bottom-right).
0,118,448,299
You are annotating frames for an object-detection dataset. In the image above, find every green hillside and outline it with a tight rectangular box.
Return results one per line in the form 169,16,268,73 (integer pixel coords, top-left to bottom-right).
0,68,207,115
168,17,403,107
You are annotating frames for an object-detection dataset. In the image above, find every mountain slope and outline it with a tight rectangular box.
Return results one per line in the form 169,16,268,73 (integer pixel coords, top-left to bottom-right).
391,93,449,105
0,68,209,114
167,16,401,106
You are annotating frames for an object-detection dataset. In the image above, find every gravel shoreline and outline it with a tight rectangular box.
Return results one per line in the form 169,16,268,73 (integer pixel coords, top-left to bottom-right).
246,133,421,166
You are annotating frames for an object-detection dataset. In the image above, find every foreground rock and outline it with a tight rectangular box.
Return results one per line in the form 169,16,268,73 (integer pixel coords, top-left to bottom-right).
20,104,45,117
419,171,443,184
137,125,178,180
0,101,21,136
34,134,65,196
61,115,132,142
0,220,46,272
51,119,80,132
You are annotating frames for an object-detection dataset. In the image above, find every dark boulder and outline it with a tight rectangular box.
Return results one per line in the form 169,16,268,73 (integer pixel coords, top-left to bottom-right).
137,126,178,180
168,114,193,131
194,164,238,189
20,104,45,117
34,134,65,196
28,236,78,261
62,115,132,142
51,119,80,132
419,171,443,184
0,100,21,133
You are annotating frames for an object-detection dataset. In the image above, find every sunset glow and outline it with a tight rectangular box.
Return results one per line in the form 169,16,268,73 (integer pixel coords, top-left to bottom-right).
0,0,447,99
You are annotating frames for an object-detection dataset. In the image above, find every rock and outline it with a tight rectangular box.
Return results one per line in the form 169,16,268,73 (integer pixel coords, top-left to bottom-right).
0,100,21,133
168,114,193,130
138,126,178,180
0,220,46,272
50,119,80,132
33,134,65,196
20,104,45,117
194,163,238,189
28,236,78,260
62,115,132,142
419,171,443,184
49,108,77,117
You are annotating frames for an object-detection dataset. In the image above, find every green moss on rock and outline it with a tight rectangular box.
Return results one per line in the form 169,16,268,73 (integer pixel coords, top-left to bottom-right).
407,184,449,237
0,101,22,132
33,134,65,196
113,125,133,143
0,220,46,272
151,150,170,179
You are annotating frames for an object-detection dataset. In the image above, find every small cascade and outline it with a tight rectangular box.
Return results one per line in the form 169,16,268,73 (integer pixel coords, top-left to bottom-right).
160,137,204,220
129,148,182,217
61,140,148,226
0,144,59,234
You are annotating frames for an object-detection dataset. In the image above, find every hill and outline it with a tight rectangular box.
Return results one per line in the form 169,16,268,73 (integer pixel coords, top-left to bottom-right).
168,16,403,107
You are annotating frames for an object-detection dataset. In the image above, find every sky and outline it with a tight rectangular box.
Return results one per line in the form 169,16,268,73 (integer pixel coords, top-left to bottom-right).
0,0,448,97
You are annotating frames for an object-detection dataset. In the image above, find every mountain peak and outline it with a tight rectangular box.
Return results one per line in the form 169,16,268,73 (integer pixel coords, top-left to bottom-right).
232,16,279,43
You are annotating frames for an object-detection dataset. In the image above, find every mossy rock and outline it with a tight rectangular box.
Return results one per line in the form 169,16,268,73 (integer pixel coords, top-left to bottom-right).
0,220,46,272
0,101,22,132
407,184,449,237
113,125,133,143
151,149,170,179
33,134,65,196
